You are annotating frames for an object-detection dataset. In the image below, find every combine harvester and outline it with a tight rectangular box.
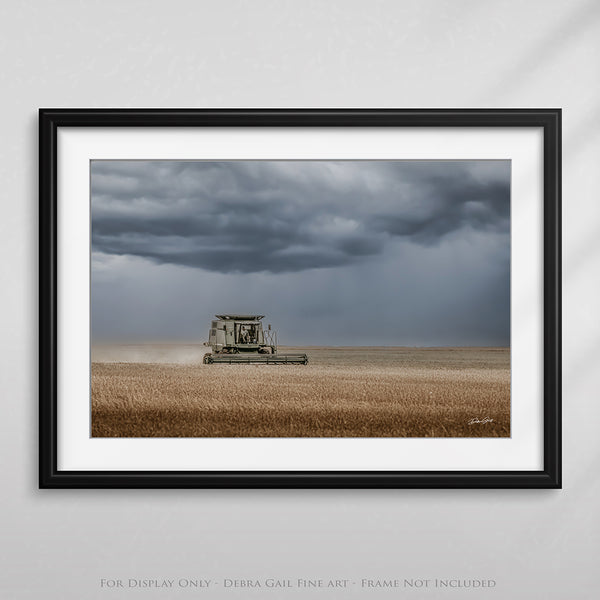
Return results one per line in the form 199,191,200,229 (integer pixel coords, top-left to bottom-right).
203,314,308,365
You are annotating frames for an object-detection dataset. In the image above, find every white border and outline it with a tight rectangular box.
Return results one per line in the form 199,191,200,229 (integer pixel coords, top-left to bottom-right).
58,127,543,471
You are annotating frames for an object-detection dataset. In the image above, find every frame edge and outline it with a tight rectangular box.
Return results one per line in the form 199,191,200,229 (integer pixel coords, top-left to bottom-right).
38,108,563,489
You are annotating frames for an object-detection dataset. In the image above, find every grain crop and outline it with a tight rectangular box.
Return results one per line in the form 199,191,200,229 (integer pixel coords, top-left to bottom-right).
91,346,510,437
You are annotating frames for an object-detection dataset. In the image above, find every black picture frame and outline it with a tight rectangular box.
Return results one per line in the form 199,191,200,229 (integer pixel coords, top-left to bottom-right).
39,109,561,489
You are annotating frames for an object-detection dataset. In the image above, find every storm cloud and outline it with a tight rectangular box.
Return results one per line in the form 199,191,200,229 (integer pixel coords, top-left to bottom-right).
91,161,509,274
91,160,510,345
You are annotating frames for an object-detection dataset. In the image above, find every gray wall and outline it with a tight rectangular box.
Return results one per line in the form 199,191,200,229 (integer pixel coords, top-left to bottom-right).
1,1,598,598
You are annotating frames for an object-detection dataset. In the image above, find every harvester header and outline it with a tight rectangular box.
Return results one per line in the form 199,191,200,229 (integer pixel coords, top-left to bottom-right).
203,314,308,365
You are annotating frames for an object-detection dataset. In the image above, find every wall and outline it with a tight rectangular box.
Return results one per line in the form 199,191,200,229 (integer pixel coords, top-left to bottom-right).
1,1,598,598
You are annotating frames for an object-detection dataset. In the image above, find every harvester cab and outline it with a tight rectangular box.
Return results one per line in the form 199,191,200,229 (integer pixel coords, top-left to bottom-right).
203,315,308,364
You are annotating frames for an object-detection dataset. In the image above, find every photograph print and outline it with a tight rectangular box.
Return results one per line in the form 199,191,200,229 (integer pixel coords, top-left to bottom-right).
91,159,510,438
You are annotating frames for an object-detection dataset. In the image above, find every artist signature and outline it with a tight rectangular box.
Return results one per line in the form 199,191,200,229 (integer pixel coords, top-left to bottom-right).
468,416,494,425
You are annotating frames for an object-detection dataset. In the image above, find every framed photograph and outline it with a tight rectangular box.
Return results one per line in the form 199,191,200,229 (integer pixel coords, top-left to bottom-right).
39,109,561,488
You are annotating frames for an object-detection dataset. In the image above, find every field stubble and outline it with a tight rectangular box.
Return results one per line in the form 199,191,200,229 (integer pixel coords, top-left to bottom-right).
92,346,510,437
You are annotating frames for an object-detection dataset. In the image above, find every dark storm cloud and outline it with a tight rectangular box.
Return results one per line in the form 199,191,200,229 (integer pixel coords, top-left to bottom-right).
91,160,509,273
369,164,510,243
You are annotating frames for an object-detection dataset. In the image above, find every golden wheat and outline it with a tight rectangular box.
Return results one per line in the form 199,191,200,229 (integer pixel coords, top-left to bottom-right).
91,347,510,437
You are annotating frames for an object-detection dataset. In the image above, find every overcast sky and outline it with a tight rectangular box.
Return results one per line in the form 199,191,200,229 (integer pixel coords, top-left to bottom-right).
91,160,510,346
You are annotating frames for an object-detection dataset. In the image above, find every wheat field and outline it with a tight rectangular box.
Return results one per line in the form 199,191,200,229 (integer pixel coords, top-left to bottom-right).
91,346,510,437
